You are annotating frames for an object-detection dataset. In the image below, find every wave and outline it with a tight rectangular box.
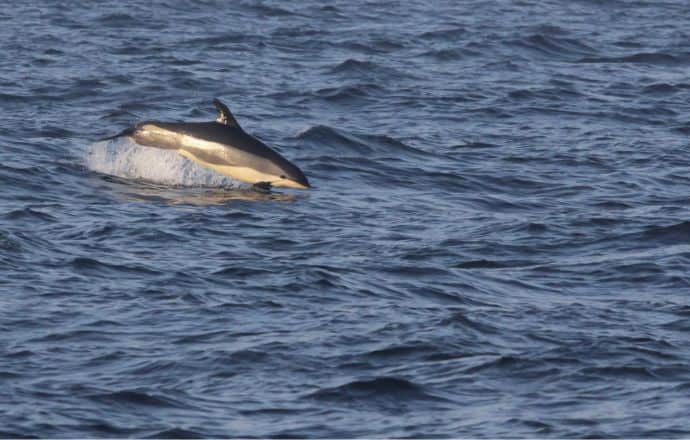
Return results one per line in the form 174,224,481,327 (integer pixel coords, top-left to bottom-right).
579,366,658,380
450,141,499,149
463,355,563,378
454,259,508,269
331,58,379,73
507,85,583,102
0,231,22,253
329,59,411,79
180,32,252,47
2,207,56,222
642,83,690,95
363,344,439,361
419,47,476,61
0,92,28,102
294,125,373,154
146,428,204,439
640,221,690,244
89,389,189,409
508,34,596,59
331,38,406,54
309,377,448,403
578,52,690,65
418,27,467,40
243,3,298,17
71,256,161,276
314,83,384,103
96,13,143,28
294,124,434,158
0,430,34,439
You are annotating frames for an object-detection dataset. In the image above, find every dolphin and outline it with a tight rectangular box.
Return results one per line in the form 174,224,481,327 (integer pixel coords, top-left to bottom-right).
102,98,310,189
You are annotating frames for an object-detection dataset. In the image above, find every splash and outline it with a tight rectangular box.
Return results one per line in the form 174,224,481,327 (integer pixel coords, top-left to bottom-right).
84,139,239,187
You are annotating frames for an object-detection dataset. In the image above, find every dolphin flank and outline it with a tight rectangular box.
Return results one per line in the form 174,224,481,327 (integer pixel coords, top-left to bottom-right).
102,98,310,189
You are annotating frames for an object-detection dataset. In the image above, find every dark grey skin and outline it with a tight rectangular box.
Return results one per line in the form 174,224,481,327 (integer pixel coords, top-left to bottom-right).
103,99,310,190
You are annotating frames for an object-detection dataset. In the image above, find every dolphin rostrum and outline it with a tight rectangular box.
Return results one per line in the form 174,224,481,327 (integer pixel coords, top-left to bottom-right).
103,99,310,189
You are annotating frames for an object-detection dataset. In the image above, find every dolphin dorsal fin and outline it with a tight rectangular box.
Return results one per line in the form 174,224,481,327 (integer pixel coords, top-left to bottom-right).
213,98,240,128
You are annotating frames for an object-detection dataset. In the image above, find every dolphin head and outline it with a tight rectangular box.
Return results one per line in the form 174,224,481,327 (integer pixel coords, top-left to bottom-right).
270,157,311,189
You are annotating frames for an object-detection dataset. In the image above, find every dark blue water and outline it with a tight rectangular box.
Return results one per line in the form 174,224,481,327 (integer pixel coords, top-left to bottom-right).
2,1,690,437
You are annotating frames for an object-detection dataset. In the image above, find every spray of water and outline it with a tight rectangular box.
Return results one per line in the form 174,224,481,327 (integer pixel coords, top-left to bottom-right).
84,139,239,187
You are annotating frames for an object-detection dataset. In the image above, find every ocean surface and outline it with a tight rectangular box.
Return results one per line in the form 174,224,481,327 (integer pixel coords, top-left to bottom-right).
2,0,690,437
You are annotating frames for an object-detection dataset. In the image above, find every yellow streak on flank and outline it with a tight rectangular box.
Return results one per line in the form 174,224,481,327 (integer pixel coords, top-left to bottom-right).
177,149,275,184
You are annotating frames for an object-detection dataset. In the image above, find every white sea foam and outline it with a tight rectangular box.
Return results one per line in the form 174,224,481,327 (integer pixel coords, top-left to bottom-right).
84,139,239,187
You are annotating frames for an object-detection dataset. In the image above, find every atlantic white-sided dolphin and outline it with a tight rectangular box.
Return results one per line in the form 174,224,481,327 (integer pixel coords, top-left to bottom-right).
103,99,310,189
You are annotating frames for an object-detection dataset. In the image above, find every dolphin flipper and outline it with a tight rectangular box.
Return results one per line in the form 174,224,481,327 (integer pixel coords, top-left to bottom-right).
251,181,273,192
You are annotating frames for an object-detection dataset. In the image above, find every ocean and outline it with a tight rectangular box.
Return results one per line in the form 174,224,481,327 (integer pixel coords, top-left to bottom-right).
1,0,690,437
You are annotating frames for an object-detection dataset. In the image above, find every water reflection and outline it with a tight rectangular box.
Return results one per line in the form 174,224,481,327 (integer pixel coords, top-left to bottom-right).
98,175,300,205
